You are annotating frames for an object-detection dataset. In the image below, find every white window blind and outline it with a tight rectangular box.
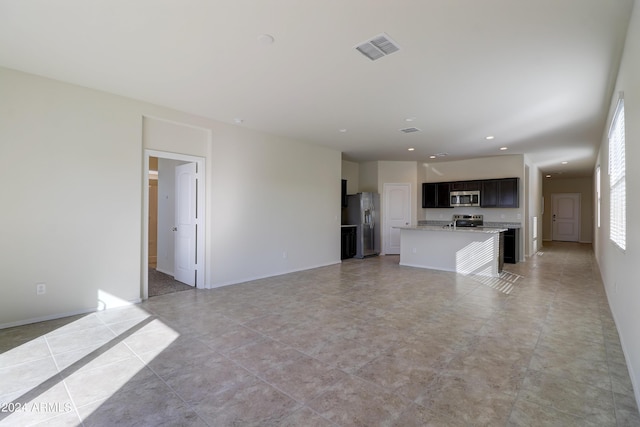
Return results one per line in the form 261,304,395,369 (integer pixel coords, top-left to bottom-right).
596,165,601,228
608,97,625,250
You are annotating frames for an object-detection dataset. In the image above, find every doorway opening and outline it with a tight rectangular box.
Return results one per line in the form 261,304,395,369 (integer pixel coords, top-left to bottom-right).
143,150,206,300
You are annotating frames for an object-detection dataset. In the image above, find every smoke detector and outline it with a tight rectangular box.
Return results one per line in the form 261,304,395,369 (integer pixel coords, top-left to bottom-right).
355,33,400,61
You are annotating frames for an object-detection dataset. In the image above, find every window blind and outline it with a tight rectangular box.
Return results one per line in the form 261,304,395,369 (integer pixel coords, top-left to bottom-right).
596,165,601,228
608,98,625,250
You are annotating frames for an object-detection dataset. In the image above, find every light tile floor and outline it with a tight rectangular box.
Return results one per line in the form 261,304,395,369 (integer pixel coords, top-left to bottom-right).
1,242,639,426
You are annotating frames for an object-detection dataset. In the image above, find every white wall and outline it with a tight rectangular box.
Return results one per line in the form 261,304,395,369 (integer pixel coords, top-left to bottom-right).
209,124,342,286
595,1,640,407
377,161,418,194
359,161,379,193
421,154,524,182
0,67,342,327
341,160,359,195
524,158,543,256
0,68,143,326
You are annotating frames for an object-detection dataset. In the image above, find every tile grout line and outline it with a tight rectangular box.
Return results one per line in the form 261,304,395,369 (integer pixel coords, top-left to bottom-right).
108,315,215,427
43,333,85,427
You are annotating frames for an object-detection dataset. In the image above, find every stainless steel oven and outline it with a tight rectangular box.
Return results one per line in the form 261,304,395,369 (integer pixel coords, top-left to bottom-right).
450,190,480,207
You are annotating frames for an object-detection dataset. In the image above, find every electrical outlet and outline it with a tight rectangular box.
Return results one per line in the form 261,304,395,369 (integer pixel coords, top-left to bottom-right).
412,248,417,254
36,283,46,295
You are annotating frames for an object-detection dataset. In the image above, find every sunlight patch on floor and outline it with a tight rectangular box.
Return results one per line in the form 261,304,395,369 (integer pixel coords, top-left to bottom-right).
0,306,178,425
472,271,523,294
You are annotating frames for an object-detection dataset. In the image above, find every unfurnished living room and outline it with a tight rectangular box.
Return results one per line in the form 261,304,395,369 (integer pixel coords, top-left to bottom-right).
1,1,640,426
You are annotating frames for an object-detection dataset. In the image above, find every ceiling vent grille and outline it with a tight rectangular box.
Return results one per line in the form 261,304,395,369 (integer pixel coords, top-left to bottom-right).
355,33,400,61
400,127,421,133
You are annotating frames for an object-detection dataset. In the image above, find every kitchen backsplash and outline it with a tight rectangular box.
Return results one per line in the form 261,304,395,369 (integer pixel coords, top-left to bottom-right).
422,208,522,223
418,220,522,229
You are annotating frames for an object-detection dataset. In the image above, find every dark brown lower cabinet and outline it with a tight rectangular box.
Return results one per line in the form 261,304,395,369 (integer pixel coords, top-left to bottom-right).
503,228,519,263
341,226,357,259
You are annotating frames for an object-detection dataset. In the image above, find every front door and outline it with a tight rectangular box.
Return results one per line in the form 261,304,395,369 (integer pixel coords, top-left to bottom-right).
384,183,411,254
551,193,580,242
174,162,198,286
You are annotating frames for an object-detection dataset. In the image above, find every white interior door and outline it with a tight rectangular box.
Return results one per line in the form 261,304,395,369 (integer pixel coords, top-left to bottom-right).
384,183,411,255
551,193,580,242
174,162,197,286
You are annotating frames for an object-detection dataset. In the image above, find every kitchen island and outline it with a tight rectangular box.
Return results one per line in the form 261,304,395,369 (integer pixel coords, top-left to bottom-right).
398,226,506,277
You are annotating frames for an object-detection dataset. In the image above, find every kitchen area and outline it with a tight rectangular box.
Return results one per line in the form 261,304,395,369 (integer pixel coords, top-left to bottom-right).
399,213,519,277
341,156,529,277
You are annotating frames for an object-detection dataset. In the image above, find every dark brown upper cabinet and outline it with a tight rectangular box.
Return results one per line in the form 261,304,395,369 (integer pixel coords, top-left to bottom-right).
422,178,519,209
481,178,519,208
422,182,452,208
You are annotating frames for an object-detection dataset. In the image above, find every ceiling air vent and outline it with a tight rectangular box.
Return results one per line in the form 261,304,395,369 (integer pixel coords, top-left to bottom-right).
355,33,400,61
400,127,421,133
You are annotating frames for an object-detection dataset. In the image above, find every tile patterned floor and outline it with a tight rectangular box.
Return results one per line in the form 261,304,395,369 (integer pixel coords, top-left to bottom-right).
1,242,638,426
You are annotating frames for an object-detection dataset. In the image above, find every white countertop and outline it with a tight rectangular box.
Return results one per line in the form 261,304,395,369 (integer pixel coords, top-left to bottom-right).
398,225,507,234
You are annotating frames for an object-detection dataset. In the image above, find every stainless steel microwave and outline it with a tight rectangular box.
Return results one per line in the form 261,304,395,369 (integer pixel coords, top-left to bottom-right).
450,190,480,207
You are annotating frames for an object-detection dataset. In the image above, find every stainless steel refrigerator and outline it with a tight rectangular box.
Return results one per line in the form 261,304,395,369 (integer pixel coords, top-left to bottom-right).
346,192,380,258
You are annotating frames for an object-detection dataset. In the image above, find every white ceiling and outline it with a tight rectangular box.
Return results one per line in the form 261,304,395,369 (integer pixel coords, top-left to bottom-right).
0,0,634,177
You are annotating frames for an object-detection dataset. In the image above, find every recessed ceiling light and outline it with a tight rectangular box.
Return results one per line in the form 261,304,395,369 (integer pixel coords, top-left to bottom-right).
485,136,495,140
257,34,275,45
408,147,415,151
500,147,508,151
339,129,347,133
429,155,436,159
561,161,568,164
405,117,416,122
546,174,552,178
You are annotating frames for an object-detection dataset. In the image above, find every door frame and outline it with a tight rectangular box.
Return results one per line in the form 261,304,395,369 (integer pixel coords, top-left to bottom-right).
382,183,412,255
142,149,206,300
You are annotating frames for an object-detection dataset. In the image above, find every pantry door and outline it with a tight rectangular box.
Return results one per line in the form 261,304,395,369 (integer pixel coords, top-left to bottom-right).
384,183,411,255
174,162,198,286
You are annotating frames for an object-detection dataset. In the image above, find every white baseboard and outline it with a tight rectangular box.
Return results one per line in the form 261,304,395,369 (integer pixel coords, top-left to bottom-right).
208,260,341,289
0,298,142,330
154,267,174,276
